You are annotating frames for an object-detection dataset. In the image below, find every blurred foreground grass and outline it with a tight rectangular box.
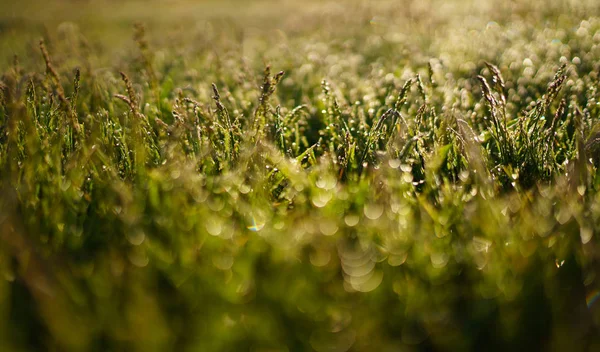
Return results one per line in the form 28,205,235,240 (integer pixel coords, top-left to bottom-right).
2,0,600,350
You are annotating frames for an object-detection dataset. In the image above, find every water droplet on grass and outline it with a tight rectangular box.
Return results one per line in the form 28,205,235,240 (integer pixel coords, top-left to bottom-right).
206,219,223,236
364,203,384,220
319,220,338,236
388,252,407,266
344,214,359,227
127,230,145,245
247,216,265,232
581,227,593,244
430,252,449,268
388,159,401,168
312,191,332,208
316,175,337,190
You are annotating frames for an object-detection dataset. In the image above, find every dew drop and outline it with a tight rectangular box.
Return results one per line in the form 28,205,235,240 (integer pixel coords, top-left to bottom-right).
364,203,384,220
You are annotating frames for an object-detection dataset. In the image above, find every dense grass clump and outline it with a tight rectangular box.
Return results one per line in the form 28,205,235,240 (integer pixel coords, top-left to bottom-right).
2,0,600,350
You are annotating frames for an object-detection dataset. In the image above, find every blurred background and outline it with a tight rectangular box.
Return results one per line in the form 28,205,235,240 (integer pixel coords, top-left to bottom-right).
2,0,597,69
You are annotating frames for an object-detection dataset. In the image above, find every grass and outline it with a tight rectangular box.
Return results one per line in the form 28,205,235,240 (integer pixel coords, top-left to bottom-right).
2,0,600,350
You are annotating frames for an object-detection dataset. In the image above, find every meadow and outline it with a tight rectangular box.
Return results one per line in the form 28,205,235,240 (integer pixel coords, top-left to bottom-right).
2,0,600,350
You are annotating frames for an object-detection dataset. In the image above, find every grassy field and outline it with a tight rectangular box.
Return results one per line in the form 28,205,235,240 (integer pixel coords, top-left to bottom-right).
2,0,600,350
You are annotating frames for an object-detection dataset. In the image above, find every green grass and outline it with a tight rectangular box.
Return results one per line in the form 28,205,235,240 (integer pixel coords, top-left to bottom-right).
2,0,600,350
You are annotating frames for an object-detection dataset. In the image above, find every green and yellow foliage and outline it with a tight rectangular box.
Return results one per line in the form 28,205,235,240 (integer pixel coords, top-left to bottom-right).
2,0,600,350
